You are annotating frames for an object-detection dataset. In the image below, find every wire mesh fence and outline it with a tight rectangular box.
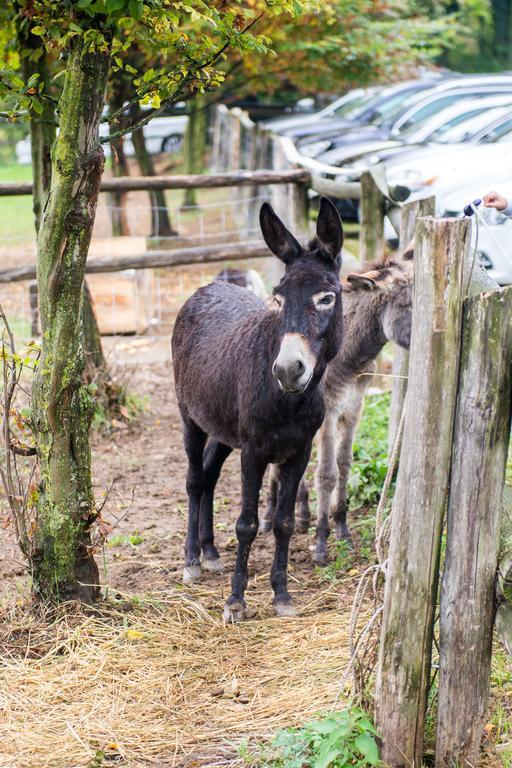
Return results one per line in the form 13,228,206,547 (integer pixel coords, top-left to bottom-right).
0,184,291,345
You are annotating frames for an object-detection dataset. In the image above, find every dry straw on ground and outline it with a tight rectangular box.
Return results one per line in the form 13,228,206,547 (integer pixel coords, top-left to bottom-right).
0,583,355,768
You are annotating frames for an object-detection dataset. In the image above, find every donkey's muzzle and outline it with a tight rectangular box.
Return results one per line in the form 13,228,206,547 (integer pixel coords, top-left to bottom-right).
272,333,315,393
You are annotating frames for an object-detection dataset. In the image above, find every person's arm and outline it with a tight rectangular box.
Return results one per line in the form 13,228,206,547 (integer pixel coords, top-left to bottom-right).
483,190,512,217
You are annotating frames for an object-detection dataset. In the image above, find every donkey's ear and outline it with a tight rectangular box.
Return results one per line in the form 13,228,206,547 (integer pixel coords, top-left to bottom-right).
315,197,344,261
259,203,302,264
346,273,378,291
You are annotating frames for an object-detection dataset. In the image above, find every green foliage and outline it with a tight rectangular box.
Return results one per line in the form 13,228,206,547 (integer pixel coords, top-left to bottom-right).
107,531,143,547
317,539,354,583
260,707,380,768
348,392,390,511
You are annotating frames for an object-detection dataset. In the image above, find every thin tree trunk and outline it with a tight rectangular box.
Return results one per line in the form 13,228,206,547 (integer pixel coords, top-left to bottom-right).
130,104,176,238
31,36,110,602
108,85,130,237
182,96,207,208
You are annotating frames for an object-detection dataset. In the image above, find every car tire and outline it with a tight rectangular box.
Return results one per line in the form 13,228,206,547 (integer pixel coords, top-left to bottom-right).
161,133,184,153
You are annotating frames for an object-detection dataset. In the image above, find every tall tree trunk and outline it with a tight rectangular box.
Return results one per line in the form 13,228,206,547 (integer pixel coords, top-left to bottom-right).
21,32,112,407
130,104,176,238
31,37,110,602
182,96,207,207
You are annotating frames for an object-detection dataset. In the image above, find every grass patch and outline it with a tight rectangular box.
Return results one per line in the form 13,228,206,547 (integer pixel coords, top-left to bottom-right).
348,392,391,512
0,164,34,241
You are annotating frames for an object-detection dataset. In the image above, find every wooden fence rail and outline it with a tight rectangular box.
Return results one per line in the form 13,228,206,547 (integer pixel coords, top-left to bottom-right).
0,241,271,283
0,168,311,197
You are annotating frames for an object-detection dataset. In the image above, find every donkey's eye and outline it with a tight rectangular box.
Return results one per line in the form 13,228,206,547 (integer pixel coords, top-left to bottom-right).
314,292,336,309
273,294,284,310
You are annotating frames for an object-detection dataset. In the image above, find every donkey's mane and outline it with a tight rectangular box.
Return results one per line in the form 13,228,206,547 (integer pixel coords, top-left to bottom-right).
341,252,412,293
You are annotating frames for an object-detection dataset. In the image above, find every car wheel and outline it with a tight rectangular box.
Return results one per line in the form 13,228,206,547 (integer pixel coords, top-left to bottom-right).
161,133,184,153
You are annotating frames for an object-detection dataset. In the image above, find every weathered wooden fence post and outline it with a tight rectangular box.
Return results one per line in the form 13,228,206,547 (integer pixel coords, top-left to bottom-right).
388,196,435,453
436,285,512,768
375,217,470,768
360,170,386,264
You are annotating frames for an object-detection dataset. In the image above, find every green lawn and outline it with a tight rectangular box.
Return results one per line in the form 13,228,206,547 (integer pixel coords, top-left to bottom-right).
0,164,35,241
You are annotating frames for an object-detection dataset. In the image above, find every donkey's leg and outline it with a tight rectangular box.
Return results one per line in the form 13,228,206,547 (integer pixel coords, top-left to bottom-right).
332,380,368,541
224,449,266,623
313,412,339,564
295,478,311,534
260,465,279,533
271,444,311,616
182,418,208,584
199,440,232,571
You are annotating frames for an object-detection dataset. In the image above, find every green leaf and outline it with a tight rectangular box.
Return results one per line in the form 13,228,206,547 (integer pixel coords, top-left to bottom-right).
128,0,144,19
106,0,125,12
354,732,379,765
30,26,45,36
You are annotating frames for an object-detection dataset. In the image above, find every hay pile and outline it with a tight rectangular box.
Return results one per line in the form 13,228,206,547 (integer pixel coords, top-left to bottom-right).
0,584,354,768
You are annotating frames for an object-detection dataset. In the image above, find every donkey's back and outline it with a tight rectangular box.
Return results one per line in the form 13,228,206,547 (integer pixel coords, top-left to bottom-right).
172,281,267,448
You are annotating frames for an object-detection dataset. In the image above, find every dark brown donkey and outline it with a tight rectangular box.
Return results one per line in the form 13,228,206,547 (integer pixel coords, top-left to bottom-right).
172,198,344,621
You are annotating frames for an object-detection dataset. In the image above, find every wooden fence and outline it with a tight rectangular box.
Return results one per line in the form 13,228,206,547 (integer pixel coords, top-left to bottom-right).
375,211,512,768
0,168,310,284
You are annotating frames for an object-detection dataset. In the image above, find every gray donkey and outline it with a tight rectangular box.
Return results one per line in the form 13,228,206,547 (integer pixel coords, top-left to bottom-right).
261,248,414,563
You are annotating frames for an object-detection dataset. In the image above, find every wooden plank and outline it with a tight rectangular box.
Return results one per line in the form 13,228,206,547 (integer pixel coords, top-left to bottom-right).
388,196,435,454
375,217,469,768
0,240,271,283
436,286,512,768
360,170,386,264
0,169,311,197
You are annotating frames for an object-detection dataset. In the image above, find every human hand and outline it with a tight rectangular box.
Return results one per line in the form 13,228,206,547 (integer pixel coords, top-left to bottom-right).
483,190,508,211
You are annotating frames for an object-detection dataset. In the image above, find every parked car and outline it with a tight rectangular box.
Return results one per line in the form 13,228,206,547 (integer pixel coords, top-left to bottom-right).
279,77,445,145
263,87,381,134
318,95,512,171
15,112,189,164
297,74,512,158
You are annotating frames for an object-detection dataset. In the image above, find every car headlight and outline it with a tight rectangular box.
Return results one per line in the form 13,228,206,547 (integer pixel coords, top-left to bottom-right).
299,140,332,158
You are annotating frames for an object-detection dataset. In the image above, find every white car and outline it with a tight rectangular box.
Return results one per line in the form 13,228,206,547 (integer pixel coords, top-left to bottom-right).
15,113,188,164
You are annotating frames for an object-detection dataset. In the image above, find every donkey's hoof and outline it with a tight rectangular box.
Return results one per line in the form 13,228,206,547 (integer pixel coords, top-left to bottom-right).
223,600,247,623
274,600,297,618
203,557,224,573
295,518,310,535
335,524,352,543
259,519,273,534
312,549,329,565
183,565,201,584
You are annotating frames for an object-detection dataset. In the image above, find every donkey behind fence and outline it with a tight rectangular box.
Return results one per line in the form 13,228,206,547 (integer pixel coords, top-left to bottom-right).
262,246,414,563
172,198,344,620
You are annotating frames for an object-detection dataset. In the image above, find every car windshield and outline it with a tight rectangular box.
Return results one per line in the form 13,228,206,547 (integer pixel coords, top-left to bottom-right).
393,91,512,135
431,106,512,143
360,85,432,126
331,91,377,118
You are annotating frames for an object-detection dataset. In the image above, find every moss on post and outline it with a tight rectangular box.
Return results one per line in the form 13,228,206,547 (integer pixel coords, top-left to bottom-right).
31,36,110,602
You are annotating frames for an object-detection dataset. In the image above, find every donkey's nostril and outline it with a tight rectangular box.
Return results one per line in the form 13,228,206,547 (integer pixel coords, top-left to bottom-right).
294,359,305,376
